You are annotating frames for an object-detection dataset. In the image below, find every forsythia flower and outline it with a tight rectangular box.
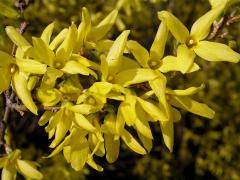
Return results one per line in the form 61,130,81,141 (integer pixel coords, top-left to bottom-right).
0,149,43,180
158,1,240,73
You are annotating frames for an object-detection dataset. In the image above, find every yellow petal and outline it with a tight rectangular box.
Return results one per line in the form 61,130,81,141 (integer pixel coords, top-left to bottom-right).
158,11,189,43
116,108,125,135
121,129,147,155
87,156,103,172
160,120,174,152
74,113,97,132
49,28,68,50
135,116,153,139
177,44,196,73
1,166,16,180
32,37,55,66
137,132,152,152
0,157,8,168
40,67,63,89
166,84,205,96
41,22,55,45
149,73,170,119
50,110,72,148
5,26,30,47
61,60,97,78
37,88,62,107
38,111,53,126
119,56,140,71
106,30,130,75
127,40,149,67
194,41,240,63
13,72,38,114
191,3,227,40
89,82,113,95
119,95,137,126
100,54,109,81
0,68,11,94
0,2,19,18
104,133,120,163
95,39,113,53
16,58,47,74
103,113,117,134
56,23,78,60
169,96,215,119
16,159,43,179
113,68,160,87
75,7,92,49
0,51,15,67
27,76,40,91
150,21,168,60
170,107,181,123
69,104,96,115
159,56,200,73
70,138,89,171
137,98,167,121
89,9,118,41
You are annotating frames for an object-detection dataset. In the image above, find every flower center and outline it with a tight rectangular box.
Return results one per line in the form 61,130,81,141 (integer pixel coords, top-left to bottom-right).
87,96,96,105
54,61,64,69
148,59,160,69
107,75,114,82
9,63,18,74
186,36,197,49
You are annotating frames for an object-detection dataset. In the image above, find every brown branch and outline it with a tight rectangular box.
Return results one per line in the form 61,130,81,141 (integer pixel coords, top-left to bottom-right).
9,103,61,114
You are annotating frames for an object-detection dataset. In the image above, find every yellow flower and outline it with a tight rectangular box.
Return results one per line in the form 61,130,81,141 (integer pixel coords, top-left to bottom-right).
0,149,43,180
158,3,240,73
0,50,44,114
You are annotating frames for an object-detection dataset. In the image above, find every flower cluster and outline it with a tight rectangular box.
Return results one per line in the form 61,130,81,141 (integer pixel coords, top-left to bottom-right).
0,0,239,176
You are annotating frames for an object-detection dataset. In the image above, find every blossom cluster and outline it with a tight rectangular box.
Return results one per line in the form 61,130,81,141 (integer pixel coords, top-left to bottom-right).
0,0,240,178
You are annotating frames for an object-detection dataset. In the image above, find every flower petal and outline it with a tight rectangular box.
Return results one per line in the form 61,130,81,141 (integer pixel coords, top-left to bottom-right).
61,60,97,78
177,44,196,73
0,68,11,94
106,30,130,75
150,21,168,60
166,84,205,96
113,68,160,87
137,132,152,152
13,72,38,114
70,138,89,171
169,96,215,119
89,9,118,41
191,3,227,40
16,58,47,74
5,26,31,47
137,98,168,122
0,51,15,67
41,22,55,45
160,120,174,152
159,56,200,73
194,41,240,63
121,129,147,155
158,11,189,43
56,23,78,60
74,113,97,132
75,7,92,50
127,40,149,68
1,166,16,180
49,28,68,50
149,73,170,120
32,37,55,66
16,159,43,179
105,133,120,163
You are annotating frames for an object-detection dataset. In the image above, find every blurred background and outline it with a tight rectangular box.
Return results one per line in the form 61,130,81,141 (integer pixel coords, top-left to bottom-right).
0,0,240,179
